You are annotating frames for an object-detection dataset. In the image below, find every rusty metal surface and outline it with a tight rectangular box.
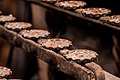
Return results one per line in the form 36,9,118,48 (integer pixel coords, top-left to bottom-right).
27,0,120,31
104,71,120,80
0,25,119,80
0,25,94,80
85,62,105,80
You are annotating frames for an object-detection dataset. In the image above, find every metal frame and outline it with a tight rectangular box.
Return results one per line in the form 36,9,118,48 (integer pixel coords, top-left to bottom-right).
27,0,120,31
0,25,119,79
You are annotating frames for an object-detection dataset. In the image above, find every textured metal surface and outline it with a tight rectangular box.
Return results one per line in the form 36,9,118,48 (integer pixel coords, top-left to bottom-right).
0,25,94,80
85,62,105,80
0,25,119,80
104,71,120,80
27,0,120,31
26,1,120,79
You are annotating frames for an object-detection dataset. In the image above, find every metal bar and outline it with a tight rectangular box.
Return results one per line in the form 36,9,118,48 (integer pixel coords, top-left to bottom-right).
85,62,105,80
104,71,120,80
27,0,120,31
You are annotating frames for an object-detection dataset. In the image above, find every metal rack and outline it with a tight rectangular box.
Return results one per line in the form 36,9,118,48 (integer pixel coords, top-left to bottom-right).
27,0,120,31
0,0,119,79
0,25,95,80
25,0,120,80
0,25,119,80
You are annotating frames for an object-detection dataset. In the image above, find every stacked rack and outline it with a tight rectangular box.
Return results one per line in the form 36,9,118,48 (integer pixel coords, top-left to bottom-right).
0,11,119,80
